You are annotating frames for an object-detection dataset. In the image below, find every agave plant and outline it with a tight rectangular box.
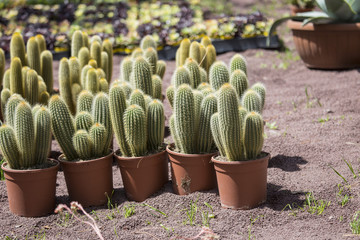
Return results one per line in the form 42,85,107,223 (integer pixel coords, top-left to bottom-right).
288,0,316,9
268,0,360,44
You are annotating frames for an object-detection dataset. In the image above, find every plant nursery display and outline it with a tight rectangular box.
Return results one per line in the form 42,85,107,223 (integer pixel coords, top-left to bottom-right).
0,97,58,217
269,0,360,69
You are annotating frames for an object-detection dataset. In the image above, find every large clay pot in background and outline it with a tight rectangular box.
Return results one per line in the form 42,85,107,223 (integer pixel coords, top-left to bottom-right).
1,159,59,217
59,151,113,207
288,20,360,69
212,153,270,210
115,150,168,202
166,144,217,195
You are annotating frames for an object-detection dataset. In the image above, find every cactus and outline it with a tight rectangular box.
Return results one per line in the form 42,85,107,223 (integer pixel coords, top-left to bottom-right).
173,84,195,154
209,61,229,90
241,89,262,113
39,91,50,105
10,57,23,95
78,47,90,70
25,70,39,105
230,53,247,75
92,92,112,153
205,45,216,73
193,90,203,134
140,35,157,50
34,107,51,165
200,67,207,83
131,48,143,59
83,32,90,49
102,39,113,82
101,51,109,81
5,94,23,128
144,47,158,75
3,69,10,90
109,85,130,156
119,81,132,99
120,57,132,82
71,83,82,109
151,75,162,100
27,37,41,74
156,60,166,79
59,58,75,115
71,30,84,57
243,112,263,160
49,95,79,161
132,56,153,96
200,87,214,97
99,78,109,93
40,50,53,93
147,99,164,151
85,68,99,94
90,41,102,67
130,89,146,111
230,70,248,99
201,36,212,47
75,111,93,131
73,130,94,160
166,85,174,108
77,90,93,113
217,83,242,161
179,39,191,66
10,32,26,66
123,104,147,157
185,58,201,88
0,48,4,85
172,66,190,88
197,82,211,91
198,93,217,153
88,59,98,69
1,88,11,118
21,66,29,96
80,64,92,88
90,35,102,45
199,44,206,69
35,34,46,53
251,82,266,111
189,41,201,63
15,101,35,168
210,113,226,156
169,115,180,151
0,125,20,169
69,57,81,85
89,123,107,157
176,48,180,67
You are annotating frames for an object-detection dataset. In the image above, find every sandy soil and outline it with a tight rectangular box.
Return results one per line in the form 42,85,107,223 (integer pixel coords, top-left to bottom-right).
1,1,360,239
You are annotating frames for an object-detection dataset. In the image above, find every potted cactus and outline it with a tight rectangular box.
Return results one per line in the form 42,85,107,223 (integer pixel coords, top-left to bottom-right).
210,83,270,210
49,92,113,207
0,96,58,217
109,83,168,202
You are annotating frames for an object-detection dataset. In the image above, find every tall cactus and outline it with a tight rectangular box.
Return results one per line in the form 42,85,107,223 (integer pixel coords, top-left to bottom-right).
199,44,206,69
230,70,248,99
40,50,53,93
230,53,247,75
80,64,92,88
34,107,51,165
209,61,229,90
49,95,79,161
71,30,84,57
210,113,226,156
10,32,26,66
132,56,153,96
25,69,39,105
69,57,81,85
156,60,166,79
123,104,147,157
198,93,217,153
10,57,23,95
99,78,109,93
3,69,10,90
189,41,201,63
185,58,201,88
90,41,102,67
173,84,195,154
166,85,175,108
35,34,46,53
102,39,113,82
147,99,164,151
172,66,190,88
5,94,23,128
73,129,94,160
101,51,109,81
78,47,90,70
152,75,162,100
179,38,191,66
77,90,93,113
205,45,216,73
59,58,75,115
243,112,264,160
27,37,41,74
241,89,262,113
1,88,11,118
109,85,130,156
120,57,132,82
85,68,99,94
200,67,207,83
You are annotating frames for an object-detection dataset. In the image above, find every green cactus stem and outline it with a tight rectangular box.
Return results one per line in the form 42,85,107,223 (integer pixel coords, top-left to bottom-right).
230,53,247,75
205,45,216,73
69,57,81,85
59,58,75,115
144,47,158,75
35,34,46,53
78,47,90,70
77,90,93,113
198,93,217,153
73,129,94,160
241,89,262,113
185,58,201,88
10,57,23,95
131,48,143,59
200,67,207,83
120,57,132,82
99,78,109,93
172,66,190,88
71,83,82,110
179,38,191,66
199,44,206,69
80,65,92,88
102,39,113,82
40,50,53,93
85,68,99,94
152,75,162,100
166,85,174,109
71,30,84,57
189,41,201,63
156,60,166,79
88,59,98,69
230,70,248,99
147,99,164,152
1,88,11,118
90,41,102,68
210,113,226,156
0,48,5,85
243,112,264,160
5,94,23,128
209,61,229,90
201,36,212,47
25,69,39,105
251,82,266,112
0,124,20,169
130,89,146,111
10,32,26,66
101,51,109,81
3,69,10,90
89,122,107,157
132,56,153,96
39,91,50,105
75,111,94,131
34,106,51,165
140,35,157,50
27,37,41,74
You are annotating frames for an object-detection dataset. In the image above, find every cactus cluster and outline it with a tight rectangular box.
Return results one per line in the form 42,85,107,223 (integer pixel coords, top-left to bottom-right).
0,96,51,169
49,92,112,161
109,81,165,157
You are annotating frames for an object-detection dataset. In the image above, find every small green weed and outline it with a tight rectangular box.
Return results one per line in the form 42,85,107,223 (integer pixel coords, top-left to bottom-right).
183,199,198,226
282,203,301,217
91,210,99,221
266,121,278,130
336,183,351,207
305,85,322,108
123,204,135,218
200,202,215,227
350,211,360,234
255,51,264,58
57,210,72,227
260,63,267,69
143,203,167,218
304,192,330,215
248,215,263,240
317,116,329,123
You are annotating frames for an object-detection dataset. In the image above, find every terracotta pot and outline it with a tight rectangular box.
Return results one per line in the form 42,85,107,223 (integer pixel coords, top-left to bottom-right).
290,5,314,15
1,159,59,217
212,153,270,210
166,144,217,195
115,150,168,202
288,20,360,69
59,152,113,207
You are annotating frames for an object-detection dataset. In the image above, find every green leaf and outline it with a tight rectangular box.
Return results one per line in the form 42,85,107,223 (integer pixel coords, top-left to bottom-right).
316,0,355,21
345,0,360,14
302,16,335,25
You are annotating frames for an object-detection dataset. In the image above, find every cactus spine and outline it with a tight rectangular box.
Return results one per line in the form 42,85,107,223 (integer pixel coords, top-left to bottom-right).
27,37,41,74
71,30,84,57
10,57,23,95
133,57,153,96
230,70,248,98
230,53,247,75
123,104,147,157
40,50,53,93
147,99,164,151
243,112,263,160
209,61,229,90
10,33,26,66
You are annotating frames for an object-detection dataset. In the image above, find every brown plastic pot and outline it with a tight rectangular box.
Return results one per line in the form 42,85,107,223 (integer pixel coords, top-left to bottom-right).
290,5,314,15
288,20,360,69
1,159,59,217
115,150,168,202
166,144,217,195
212,153,270,210
59,152,113,207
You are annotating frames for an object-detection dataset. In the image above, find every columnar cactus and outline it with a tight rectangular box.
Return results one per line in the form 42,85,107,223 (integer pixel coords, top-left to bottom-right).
0,48,4,85
81,65,92,88
198,94,217,153
40,50,53,93
199,44,206,69
241,89,262,113
34,106,51,165
130,89,146,111
101,51,109,81
210,113,226,156
89,123,107,157
152,75,162,100
75,111,94,131
35,34,46,53
189,41,201,63
179,38,191,66
90,41,102,67
73,130,94,160
25,70,39,105
99,78,109,93
206,45,216,73
209,61,229,90
230,70,248,98
59,58,75,115
166,85,175,108
86,68,99,94
71,30,84,57
1,88,11,118
78,47,90,70
185,58,201,88
27,37,41,74
123,104,147,157
3,69,10,90
200,67,207,83
102,39,113,82
132,56,153,96
144,47,158,75
230,53,247,75
172,66,191,88
0,125,20,169
156,60,166,79
243,112,264,160
10,57,23,95
140,35,157,50
10,33,26,66
6,94,23,128
201,36,212,47
251,82,266,111
120,57,132,82
69,57,81,85
88,59,97,68
131,48,143,59
77,90,93,113
147,99,164,151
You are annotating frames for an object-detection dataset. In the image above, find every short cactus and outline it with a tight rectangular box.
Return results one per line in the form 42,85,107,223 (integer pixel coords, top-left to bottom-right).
185,58,201,88
130,89,146,111
230,53,247,75
88,59,97,68
39,91,50,105
179,38,191,66
40,50,53,93
25,69,39,105
251,82,266,111
85,68,99,94
147,99,164,151
5,94,23,128
166,85,175,108
75,111,94,132
3,69,10,90
131,48,143,59
230,70,248,98
99,78,109,93
201,36,212,47
0,124,21,169
243,112,264,160
172,66,191,88
209,61,229,90
120,57,132,82
152,75,162,100
140,35,157,50
89,123,107,157
76,90,93,113
144,47,158,75
78,47,90,70
241,89,262,113
101,51,109,81
73,129,94,160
